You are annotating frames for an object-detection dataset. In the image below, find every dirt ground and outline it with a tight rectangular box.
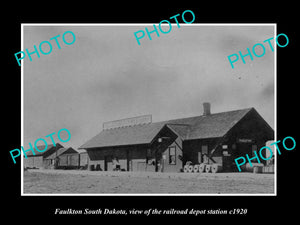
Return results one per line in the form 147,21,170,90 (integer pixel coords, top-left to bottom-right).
23,169,275,194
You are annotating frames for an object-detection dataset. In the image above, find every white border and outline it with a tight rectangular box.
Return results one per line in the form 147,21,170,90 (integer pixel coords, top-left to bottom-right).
21,23,277,196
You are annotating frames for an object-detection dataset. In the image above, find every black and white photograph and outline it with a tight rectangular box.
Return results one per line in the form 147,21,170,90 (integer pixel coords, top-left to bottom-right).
4,4,299,221
21,24,275,195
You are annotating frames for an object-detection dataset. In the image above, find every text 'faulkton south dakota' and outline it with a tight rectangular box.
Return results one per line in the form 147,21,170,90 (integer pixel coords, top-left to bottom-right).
54,208,127,215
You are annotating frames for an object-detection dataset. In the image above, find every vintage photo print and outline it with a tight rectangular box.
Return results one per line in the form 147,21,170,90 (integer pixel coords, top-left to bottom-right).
21,24,275,196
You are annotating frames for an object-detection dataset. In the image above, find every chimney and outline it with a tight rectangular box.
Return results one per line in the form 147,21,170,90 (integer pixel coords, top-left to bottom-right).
203,102,211,116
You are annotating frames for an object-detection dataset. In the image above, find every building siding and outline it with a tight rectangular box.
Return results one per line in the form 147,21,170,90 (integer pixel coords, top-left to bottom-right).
79,152,89,167
86,139,184,172
160,137,183,173
24,156,43,169
82,108,274,173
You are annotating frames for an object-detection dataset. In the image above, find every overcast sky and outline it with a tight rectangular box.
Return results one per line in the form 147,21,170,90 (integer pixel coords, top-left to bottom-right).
23,24,275,150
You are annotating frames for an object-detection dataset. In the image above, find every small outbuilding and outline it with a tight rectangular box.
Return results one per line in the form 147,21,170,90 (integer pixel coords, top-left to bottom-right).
79,103,274,172
44,147,79,169
23,143,64,169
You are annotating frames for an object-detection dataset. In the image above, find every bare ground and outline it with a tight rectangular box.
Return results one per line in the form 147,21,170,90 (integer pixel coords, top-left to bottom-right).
23,169,275,194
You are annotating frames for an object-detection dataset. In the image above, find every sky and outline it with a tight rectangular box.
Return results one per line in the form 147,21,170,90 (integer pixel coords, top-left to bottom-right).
23,24,275,151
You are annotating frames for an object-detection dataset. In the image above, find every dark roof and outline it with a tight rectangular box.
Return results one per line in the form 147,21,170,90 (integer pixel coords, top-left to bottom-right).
79,108,257,149
45,147,78,160
24,143,63,157
80,122,166,149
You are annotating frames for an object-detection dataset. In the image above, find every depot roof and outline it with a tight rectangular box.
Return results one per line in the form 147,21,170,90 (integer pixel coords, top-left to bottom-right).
79,108,269,149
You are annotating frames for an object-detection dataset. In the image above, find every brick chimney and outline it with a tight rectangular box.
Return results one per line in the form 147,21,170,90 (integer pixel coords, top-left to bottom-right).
203,102,211,116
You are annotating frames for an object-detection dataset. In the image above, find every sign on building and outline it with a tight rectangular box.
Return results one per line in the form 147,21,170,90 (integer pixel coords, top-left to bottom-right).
103,115,152,130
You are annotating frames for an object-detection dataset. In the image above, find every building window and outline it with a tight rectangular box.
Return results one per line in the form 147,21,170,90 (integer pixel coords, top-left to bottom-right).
201,145,208,154
169,146,176,165
232,144,237,150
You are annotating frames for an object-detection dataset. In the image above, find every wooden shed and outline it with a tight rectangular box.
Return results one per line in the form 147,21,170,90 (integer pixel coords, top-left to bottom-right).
45,147,79,169
23,143,64,169
79,104,274,172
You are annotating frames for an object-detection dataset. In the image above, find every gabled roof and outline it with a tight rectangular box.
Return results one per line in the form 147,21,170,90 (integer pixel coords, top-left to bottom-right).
80,122,166,149
184,108,253,139
45,147,78,160
24,143,63,157
79,108,256,149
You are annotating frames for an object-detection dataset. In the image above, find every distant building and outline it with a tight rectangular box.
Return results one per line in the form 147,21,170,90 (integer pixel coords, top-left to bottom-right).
44,147,79,169
79,103,274,172
23,143,64,169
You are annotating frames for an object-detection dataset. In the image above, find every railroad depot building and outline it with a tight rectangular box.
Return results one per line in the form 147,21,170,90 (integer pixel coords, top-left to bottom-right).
79,103,274,172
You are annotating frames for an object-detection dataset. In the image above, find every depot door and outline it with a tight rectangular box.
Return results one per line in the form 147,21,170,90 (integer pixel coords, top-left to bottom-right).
223,155,232,171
